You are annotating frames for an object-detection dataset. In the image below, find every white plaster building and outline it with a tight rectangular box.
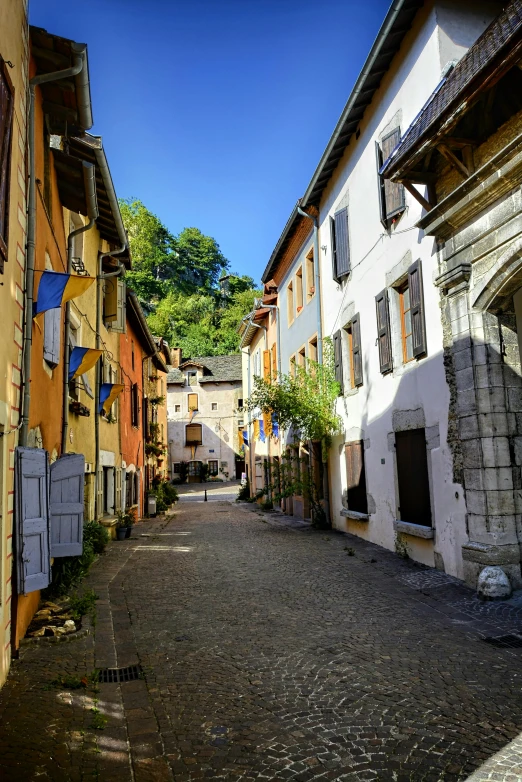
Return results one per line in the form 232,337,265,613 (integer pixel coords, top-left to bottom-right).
269,0,506,580
167,352,244,483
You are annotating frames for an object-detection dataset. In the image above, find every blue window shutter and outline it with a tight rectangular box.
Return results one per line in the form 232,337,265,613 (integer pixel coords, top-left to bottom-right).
334,207,350,279
15,447,50,594
50,454,85,557
43,307,61,367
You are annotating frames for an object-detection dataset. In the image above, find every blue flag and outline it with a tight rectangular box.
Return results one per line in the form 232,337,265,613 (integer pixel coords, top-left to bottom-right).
259,418,266,443
271,413,279,438
242,430,249,447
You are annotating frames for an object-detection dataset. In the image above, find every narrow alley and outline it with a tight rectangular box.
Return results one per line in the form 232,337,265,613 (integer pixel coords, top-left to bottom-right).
1,498,522,781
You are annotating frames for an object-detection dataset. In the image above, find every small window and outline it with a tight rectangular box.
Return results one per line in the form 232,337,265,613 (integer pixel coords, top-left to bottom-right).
346,314,363,388
211,402,218,411
131,382,139,427
399,282,414,363
186,371,197,386
289,355,296,377
238,398,244,410
376,128,405,227
188,393,198,411
308,336,318,363
345,440,368,514
208,459,219,476
173,462,181,474
186,423,202,445
287,280,294,325
295,267,303,314
103,277,126,333
306,249,315,302
297,347,306,368
330,207,350,282
395,429,432,527
175,404,181,413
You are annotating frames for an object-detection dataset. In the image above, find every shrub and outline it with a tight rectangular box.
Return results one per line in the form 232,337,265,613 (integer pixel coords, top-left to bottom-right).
155,480,178,511
236,480,250,502
45,521,108,596
84,520,109,554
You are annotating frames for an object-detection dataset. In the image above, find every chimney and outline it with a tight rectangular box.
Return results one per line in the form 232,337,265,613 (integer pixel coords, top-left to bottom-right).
170,347,182,368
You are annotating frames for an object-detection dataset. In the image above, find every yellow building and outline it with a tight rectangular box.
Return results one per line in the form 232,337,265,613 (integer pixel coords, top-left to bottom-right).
0,0,29,686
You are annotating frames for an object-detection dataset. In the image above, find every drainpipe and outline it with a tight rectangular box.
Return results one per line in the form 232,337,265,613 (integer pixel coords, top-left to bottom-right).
20,51,87,447
296,208,330,526
94,248,126,519
61,163,98,455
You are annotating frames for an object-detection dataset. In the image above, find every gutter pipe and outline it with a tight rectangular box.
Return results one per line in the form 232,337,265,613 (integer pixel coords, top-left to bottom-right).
21,52,86,447
61,162,98,454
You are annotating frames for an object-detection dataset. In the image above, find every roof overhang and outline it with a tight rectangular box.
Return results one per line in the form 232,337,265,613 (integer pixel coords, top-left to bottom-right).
261,202,316,283
300,0,423,208
52,147,98,219
66,134,130,266
30,26,93,134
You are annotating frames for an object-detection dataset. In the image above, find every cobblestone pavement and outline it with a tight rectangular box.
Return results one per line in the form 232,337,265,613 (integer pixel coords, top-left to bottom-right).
1,501,522,781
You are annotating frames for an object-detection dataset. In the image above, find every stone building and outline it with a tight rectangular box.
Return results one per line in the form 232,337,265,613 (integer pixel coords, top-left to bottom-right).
383,0,522,593
167,352,243,483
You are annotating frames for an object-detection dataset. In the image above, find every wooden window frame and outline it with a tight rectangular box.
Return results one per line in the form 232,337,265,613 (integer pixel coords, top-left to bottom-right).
186,423,202,446
211,402,218,411
398,281,414,364
208,459,219,476
287,280,294,325
188,392,199,411
308,335,318,363
331,207,350,282
376,127,406,228
297,346,306,369
174,404,181,413
295,266,304,315
306,248,315,302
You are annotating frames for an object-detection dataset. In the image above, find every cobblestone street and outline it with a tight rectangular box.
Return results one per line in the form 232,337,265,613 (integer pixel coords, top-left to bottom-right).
2,498,522,781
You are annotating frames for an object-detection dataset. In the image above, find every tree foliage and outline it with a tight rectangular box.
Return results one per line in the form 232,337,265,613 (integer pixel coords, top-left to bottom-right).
246,339,342,451
120,198,260,355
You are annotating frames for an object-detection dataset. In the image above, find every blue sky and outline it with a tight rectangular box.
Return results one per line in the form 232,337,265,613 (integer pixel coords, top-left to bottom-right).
30,0,390,282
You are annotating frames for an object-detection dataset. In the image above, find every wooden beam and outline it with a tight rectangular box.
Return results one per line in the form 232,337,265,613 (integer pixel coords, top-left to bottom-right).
444,137,478,149
402,181,432,212
437,142,470,179
400,170,437,183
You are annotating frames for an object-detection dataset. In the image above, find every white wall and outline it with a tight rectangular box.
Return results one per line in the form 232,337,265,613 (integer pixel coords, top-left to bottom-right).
316,1,498,578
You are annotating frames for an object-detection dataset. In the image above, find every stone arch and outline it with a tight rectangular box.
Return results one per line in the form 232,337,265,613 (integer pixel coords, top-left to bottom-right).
472,238,522,313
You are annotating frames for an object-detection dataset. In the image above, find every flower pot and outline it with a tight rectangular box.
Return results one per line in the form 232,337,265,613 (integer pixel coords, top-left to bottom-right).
125,526,132,538
116,527,127,540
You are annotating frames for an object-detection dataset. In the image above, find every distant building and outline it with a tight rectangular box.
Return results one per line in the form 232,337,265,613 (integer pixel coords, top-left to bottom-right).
167,351,244,482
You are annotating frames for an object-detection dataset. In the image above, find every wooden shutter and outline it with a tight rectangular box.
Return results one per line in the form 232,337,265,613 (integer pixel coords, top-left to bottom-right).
82,372,94,398
188,393,198,410
408,260,426,358
395,429,432,526
43,307,61,367
333,330,343,395
271,343,277,379
186,423,202,444
345,440,368,514
375,289,393,374
115,278,126,333
0,58,14,271
351,313,363,387
380,129,405,220
15,447,50,594
50,453,85,558
263,350,271,381
334,207,350,280
330,216,338,281
103,278,117,322
375,141,387,228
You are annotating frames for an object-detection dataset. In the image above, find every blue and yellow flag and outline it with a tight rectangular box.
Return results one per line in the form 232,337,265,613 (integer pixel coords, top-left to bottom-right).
34,271,95,316
68,347,102,381
271,413,279,439
99,383,124,414
259,418,266,443
242,430,249,447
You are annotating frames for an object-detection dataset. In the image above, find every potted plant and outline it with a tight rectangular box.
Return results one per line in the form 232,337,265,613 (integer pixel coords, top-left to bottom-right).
116,512,128,541
125,507,137,538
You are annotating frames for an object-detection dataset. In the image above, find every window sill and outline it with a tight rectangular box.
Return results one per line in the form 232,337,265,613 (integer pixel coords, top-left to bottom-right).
341,508,369,521
393,520,434,539
344,387,359,398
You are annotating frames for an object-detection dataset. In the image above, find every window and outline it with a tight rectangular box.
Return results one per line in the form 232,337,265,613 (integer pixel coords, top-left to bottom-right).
289,354,296,377
211,402,218,411
186,371,197,385
398,260,426,364
330,207,350,282
0,57,14,272
345,440,368,514
395,429,432,527
306,249,315,302
188,393,198,411
238,398,244,410
253,351,261,378
263,349,271,381
173,462,181,474
271,344,277,379
297,347,306,368
332,331,343,394
346,314,363,388
44,307,61,368
208,459,219,476
376,128,405,227
186,423,202,445
131,340,135,370
308,336,318,363
131,382,139,427
69,213,84,268
287,280,294,325
375,289,393,374
188,460,201,477
295,267,303,314
103,277,126,333
68,319,81,401
175,404,181,413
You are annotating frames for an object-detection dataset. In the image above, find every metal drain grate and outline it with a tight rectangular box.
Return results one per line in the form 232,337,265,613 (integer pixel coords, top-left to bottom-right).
98,665,143,683
483,634,522,649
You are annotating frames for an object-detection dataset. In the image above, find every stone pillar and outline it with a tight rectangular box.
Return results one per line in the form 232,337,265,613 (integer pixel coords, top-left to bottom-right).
436,262,522,590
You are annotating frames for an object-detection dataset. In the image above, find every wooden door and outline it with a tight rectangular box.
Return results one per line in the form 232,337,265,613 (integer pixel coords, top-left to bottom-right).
395,429,432,526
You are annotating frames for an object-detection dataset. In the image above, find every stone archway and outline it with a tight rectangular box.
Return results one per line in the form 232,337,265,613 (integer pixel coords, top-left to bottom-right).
472,237,522,314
